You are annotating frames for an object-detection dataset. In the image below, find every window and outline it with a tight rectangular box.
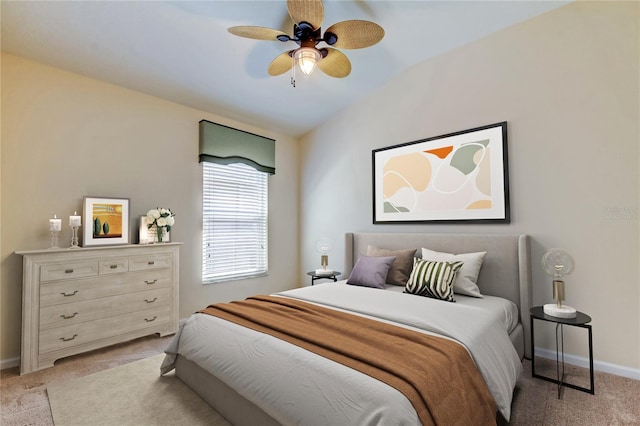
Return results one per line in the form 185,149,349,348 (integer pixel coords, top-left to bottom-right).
202,161,268,283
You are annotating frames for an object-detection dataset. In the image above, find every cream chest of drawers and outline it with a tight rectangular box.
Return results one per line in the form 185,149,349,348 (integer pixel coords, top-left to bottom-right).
17,243,181,375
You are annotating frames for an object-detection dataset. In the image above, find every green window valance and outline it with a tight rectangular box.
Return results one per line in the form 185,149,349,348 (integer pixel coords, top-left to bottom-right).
199,120,276,175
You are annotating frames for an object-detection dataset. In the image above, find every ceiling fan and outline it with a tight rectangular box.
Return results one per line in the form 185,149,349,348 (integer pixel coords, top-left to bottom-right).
228,0,384,85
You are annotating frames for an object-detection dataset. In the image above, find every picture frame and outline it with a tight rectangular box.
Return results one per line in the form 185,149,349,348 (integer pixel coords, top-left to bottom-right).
82,196,130,246
372,122,510,224
138,215,170,244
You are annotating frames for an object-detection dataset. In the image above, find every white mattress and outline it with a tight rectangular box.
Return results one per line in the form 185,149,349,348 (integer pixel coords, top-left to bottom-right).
163,282,522,424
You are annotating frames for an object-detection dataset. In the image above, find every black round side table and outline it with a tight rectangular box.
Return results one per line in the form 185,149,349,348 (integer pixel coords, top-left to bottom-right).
306,271,341,285
529,306,594,398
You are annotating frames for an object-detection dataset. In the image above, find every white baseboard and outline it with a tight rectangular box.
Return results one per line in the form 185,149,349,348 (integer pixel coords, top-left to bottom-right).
534,347,640,380
0,356,20,371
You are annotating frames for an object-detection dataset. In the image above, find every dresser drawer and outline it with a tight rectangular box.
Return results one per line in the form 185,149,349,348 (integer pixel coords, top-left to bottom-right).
40,269,172,307
129,254,171,271
98,258,128,274
40,261,99,282
40,287,171,330
39,305,171,354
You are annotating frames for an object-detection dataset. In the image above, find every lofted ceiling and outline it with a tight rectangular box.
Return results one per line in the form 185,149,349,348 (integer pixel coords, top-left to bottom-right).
1,1,569,137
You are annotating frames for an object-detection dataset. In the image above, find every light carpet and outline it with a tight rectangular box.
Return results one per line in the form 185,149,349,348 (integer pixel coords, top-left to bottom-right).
47,354,230,426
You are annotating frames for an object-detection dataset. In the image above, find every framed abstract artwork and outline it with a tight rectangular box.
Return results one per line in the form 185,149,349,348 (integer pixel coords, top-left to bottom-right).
372,122,510,224
82,196,130,246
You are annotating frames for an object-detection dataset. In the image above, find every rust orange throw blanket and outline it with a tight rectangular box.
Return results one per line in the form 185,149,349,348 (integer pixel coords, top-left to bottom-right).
198,295,496,425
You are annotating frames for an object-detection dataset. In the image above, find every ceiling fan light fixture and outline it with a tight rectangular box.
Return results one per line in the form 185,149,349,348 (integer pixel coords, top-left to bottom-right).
228,0,384,83
294,47,321,75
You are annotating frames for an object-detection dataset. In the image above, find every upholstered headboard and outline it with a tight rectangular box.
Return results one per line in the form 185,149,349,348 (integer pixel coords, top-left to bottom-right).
344,232,532,358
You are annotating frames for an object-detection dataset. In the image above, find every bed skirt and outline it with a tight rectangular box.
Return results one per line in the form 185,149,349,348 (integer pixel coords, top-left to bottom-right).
175,355,280,426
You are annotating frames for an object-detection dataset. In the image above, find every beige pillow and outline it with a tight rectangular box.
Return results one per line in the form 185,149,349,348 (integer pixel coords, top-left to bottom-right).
421,248,486,298
366,245,417,286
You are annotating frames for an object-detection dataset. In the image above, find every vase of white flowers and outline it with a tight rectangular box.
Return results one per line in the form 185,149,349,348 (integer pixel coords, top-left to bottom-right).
146,208,175,243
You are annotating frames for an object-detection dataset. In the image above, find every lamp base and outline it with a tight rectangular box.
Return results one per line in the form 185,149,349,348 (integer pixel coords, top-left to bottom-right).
315,268,334,276
543,303,577,318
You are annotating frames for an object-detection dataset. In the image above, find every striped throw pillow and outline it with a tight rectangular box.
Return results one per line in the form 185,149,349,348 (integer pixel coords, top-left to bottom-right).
404,258,464,302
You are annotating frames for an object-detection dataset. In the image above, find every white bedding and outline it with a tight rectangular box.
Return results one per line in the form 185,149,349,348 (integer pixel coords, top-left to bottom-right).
162,282,522,424
384,283,520,333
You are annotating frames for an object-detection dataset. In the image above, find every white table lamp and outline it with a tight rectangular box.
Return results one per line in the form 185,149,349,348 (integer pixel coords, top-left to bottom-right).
541,248,577,318
315,238,333,275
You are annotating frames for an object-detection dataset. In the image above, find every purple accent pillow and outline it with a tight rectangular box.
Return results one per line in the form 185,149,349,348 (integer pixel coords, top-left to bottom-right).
346,255,396,289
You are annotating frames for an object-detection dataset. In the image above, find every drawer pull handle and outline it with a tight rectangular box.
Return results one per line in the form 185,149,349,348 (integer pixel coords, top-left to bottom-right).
145,279,157,285
148,261,155,265
65,269,74,274
60,290,79,297
60,334,78,342
110,264,118,269
144,316,157,322
144,297,158,304
60,312,78,319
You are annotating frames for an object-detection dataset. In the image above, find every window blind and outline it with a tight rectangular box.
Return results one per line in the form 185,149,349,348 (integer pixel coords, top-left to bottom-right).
202,162,268,283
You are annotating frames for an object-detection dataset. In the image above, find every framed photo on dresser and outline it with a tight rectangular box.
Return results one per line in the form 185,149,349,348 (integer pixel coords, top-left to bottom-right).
82,196,130,246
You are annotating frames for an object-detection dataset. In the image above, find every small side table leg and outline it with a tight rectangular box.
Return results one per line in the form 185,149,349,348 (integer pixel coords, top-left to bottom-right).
530,314,536,374
555,323,565,398
588,325,595,394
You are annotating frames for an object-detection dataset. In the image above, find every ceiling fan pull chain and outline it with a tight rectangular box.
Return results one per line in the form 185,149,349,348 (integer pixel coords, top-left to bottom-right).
291,55,297,88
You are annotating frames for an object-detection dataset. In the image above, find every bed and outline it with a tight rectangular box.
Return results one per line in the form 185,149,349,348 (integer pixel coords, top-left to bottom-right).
162,232,532,425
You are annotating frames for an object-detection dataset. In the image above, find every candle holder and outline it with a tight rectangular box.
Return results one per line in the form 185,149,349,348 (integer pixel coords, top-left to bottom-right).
69,225,80,249
49,214,62,250
49,230,60,250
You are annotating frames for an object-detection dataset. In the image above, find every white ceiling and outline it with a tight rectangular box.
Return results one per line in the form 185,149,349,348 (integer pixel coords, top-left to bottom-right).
1,1,568,137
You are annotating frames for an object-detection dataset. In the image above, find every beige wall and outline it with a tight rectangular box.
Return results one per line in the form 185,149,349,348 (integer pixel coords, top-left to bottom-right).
300,1,639,372
2,1,638,376
0,54,300,362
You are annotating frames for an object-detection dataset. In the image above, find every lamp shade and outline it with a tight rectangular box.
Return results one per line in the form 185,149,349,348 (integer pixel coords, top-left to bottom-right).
315,238,332,255
542,248,574,279
294,47,321,75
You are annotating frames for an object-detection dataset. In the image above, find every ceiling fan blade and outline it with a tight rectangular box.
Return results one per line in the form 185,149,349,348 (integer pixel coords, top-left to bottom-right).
228,26,288,41
268,51,295,76
317,48,351,78
287,0,324,30
324,20,385,49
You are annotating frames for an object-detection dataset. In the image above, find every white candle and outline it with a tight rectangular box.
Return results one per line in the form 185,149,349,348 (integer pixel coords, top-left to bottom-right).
69,212,81,227
49,215,62,231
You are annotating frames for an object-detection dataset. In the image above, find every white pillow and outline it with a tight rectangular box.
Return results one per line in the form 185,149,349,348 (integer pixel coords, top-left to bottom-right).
421,248,486,298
